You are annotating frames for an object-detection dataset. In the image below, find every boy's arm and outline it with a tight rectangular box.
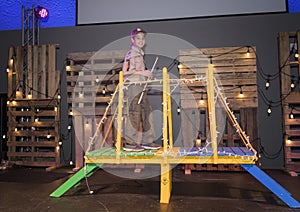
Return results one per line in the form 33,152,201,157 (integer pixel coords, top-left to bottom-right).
123,55,152,78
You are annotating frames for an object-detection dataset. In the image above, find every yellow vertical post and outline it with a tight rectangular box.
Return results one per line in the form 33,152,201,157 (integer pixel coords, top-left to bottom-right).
160,67,172,204
116,71,124,160
160,163,172,204
162,67,168,152
166,73,173,149
206,64,218,162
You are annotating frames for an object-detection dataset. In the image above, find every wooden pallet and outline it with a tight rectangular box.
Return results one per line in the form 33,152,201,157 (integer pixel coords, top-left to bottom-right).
6,44,60,168
66,50,127,169
179,46,258,173
279,32,300,173
7,99,60,167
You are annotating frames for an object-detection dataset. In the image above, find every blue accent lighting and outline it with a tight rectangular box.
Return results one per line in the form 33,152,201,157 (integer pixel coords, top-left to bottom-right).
288,0,300,13
0,0,75,31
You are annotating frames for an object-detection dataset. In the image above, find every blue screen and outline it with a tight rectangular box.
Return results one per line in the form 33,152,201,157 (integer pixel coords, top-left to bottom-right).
0,0,75,31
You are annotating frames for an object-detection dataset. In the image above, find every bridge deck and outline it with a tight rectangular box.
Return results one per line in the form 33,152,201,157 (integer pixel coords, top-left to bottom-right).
85,146,256,164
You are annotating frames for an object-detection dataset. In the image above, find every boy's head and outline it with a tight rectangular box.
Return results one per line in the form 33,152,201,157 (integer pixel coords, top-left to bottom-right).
130,27,146,39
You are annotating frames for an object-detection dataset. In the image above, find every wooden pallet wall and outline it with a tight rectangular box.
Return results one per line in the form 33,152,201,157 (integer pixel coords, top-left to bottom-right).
66,50,126,169
279,31,300,174
6,44,60,168
7,45,59,99
179,46,258,172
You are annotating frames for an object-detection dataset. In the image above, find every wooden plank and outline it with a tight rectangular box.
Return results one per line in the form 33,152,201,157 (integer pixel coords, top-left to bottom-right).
8,110,57,116
180,65,256,75
7,47,14,98
15,46,24,99
9,130,58,137
285,93,300,103
7,141,57,147
8,121,58,128
7,152,56,157
27,46,33,99
47,44,56,98
285,152,300,159
32,45,39,99
40,45,47,98
279,32,291,96
10,161,57,167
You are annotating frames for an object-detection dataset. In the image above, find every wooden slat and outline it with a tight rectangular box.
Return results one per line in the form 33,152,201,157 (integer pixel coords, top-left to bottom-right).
7,152,56,157
32,46,39,99
15,46,24,99
7,141,57,147
40,45,47,98
180,65,256,75
7,47,14,98
47,44,56,98
27,46,33,98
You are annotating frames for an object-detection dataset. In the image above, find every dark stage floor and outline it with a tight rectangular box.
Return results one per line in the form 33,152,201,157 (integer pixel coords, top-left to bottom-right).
0,165,300,212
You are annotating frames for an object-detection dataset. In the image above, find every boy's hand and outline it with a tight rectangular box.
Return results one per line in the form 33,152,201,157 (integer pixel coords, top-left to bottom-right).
136,70,152,79
144,70,152,79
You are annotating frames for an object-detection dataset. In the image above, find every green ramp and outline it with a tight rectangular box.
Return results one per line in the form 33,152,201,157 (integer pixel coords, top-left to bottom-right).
50,163,100,197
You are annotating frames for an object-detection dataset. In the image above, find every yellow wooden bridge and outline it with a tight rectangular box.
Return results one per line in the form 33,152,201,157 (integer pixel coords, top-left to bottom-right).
50,65,300,208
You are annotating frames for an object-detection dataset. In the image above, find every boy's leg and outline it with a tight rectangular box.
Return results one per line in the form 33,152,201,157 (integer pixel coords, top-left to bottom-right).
140,95,160,150
123,85,145,151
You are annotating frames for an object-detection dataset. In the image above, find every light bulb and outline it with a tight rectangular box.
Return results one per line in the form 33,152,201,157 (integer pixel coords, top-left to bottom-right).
265,80,270,89
267,105,272,116
291,81,295,89
289,111,294,119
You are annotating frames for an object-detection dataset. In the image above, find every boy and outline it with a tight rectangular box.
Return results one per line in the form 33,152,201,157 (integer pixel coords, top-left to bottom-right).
122,27,161,151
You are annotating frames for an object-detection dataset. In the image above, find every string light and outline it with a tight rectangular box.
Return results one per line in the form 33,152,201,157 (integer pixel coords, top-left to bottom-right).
246,47,250,57
16,88,21,97
267,105,272,116
79,88,84,98
239,86,244,98
196,132,202,148
102,87,106,95
47,132,51,139
286,136,292,145
199,92,204,105
6,66,10,73
265,79,270,90
95,76,100,84
85,120,89,127
289,108,294,119
291,79,295,90
209,56,213,64
66,60,71,71
177,63,183,69
177,106,181,115
27,89,32,99
9,57,14,65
